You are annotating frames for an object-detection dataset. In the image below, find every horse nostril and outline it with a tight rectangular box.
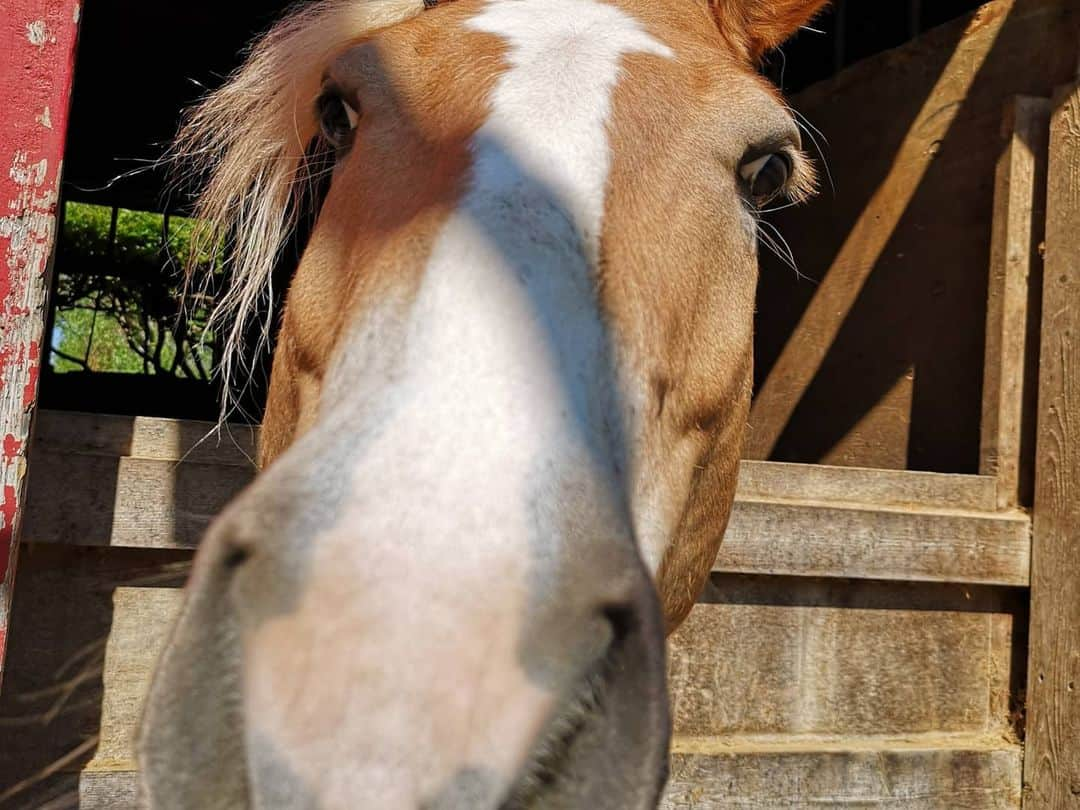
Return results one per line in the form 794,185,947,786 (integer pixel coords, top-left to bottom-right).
222,544,252,570
601,602,638,648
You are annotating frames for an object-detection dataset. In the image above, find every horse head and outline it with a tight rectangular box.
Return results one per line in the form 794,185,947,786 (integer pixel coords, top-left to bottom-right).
140,0,824,806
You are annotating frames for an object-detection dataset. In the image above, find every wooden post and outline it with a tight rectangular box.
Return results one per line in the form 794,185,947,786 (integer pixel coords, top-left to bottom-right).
0,0,82,688
1023,82,1080,809
981,96,1051,509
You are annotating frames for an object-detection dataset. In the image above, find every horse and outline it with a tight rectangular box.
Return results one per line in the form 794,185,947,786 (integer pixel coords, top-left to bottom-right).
138,0,824,806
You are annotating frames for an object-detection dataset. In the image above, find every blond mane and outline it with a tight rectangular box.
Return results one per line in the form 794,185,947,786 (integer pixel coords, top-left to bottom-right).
177,0,427,417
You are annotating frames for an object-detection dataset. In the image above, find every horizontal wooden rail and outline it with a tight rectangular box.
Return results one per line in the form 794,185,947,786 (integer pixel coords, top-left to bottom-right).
24,411,1031,586
64,735,1023,810
666,735,1022,810
4,540,1023,809
719,498,1029,586
51,732,1023,810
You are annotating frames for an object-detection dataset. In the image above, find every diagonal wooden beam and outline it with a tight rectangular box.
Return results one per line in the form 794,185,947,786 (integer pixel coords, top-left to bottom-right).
746,4,1010,461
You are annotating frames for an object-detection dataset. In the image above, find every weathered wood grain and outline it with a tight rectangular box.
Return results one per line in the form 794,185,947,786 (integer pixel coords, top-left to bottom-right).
0,549,1023,801
12,410,1032,803
24,414,1031,585
0,0,82,686
981,96,1051,508
669,588,1020,738
22,451,1032,585
720,498,1030,586
664,737,1023,809
62,742,1026,810
737,460,998,511
30,409,1000,507
79,771,142,810
748,0,1080,472
1022,82,1080,810
32,410,257,467
47,740,1027,810
22,450,254,547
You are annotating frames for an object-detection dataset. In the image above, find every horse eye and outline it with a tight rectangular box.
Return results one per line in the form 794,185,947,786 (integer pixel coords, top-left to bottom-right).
317,89,360,151
739,152,791,206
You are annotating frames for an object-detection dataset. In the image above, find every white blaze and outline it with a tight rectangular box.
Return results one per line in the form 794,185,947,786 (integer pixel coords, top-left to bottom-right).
464,0,673,265
283,1,675,804
322,0,675,521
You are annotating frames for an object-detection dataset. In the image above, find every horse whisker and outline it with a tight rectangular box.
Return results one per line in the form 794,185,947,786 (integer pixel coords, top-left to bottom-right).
757,218,818,285
34,789,82,810
0,699,102,728
0,735,99,805
53,638,107,680
784,103,835,195
15,666,103,702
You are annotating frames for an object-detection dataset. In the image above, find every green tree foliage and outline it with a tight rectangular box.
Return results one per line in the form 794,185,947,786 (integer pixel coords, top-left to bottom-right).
51,202,219,378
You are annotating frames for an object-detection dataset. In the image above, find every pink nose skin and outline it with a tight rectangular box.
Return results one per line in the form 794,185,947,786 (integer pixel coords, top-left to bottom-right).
140,424,670,810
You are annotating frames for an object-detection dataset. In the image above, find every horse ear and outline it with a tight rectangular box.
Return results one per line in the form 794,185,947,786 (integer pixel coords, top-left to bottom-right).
712,0,830,62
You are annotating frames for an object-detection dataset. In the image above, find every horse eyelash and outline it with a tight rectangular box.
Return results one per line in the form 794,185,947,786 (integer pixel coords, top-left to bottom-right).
739,146,817,217
780,146,818,204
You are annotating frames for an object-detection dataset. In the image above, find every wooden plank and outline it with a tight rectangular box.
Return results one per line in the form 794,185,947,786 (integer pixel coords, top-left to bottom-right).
665,738,1023,809
0,551,1023,808
32,410,257,467
738,459,998,511
25,414,1028,585
28,741,1027,810
669,586,1020,738
62,743,1027,810
22,449,254,548
748,0,1080,472
1022,82,1080,810
80,772,141,810
719,497,1031,586
31,411,998,508
0,1,82,687
981,96,1051,508
22,438,1031,585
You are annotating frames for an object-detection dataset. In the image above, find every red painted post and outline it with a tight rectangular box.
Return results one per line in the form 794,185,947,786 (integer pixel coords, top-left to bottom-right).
0,0,81,688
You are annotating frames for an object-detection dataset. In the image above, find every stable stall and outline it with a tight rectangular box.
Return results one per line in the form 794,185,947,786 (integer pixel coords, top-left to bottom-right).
1,0,1078,807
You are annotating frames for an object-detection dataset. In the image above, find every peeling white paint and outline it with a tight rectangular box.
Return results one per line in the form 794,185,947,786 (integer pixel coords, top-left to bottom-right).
2,153,57,289
7,153,49,191
25,21,48,49
0,152,59,679
36,108,52,130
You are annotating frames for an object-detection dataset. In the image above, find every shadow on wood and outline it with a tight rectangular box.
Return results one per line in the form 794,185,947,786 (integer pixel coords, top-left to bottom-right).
0,546,189,810
750,0,1080,473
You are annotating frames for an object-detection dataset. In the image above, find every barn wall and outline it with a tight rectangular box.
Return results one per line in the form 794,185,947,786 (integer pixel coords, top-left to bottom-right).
750,0,1080,475
0,412,1030,808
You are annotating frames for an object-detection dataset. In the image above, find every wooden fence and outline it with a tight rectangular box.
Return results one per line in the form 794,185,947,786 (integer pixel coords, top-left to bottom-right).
1,406,1032,807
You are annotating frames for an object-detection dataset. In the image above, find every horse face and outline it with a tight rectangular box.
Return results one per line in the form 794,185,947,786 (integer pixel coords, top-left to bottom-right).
139,0,823,807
